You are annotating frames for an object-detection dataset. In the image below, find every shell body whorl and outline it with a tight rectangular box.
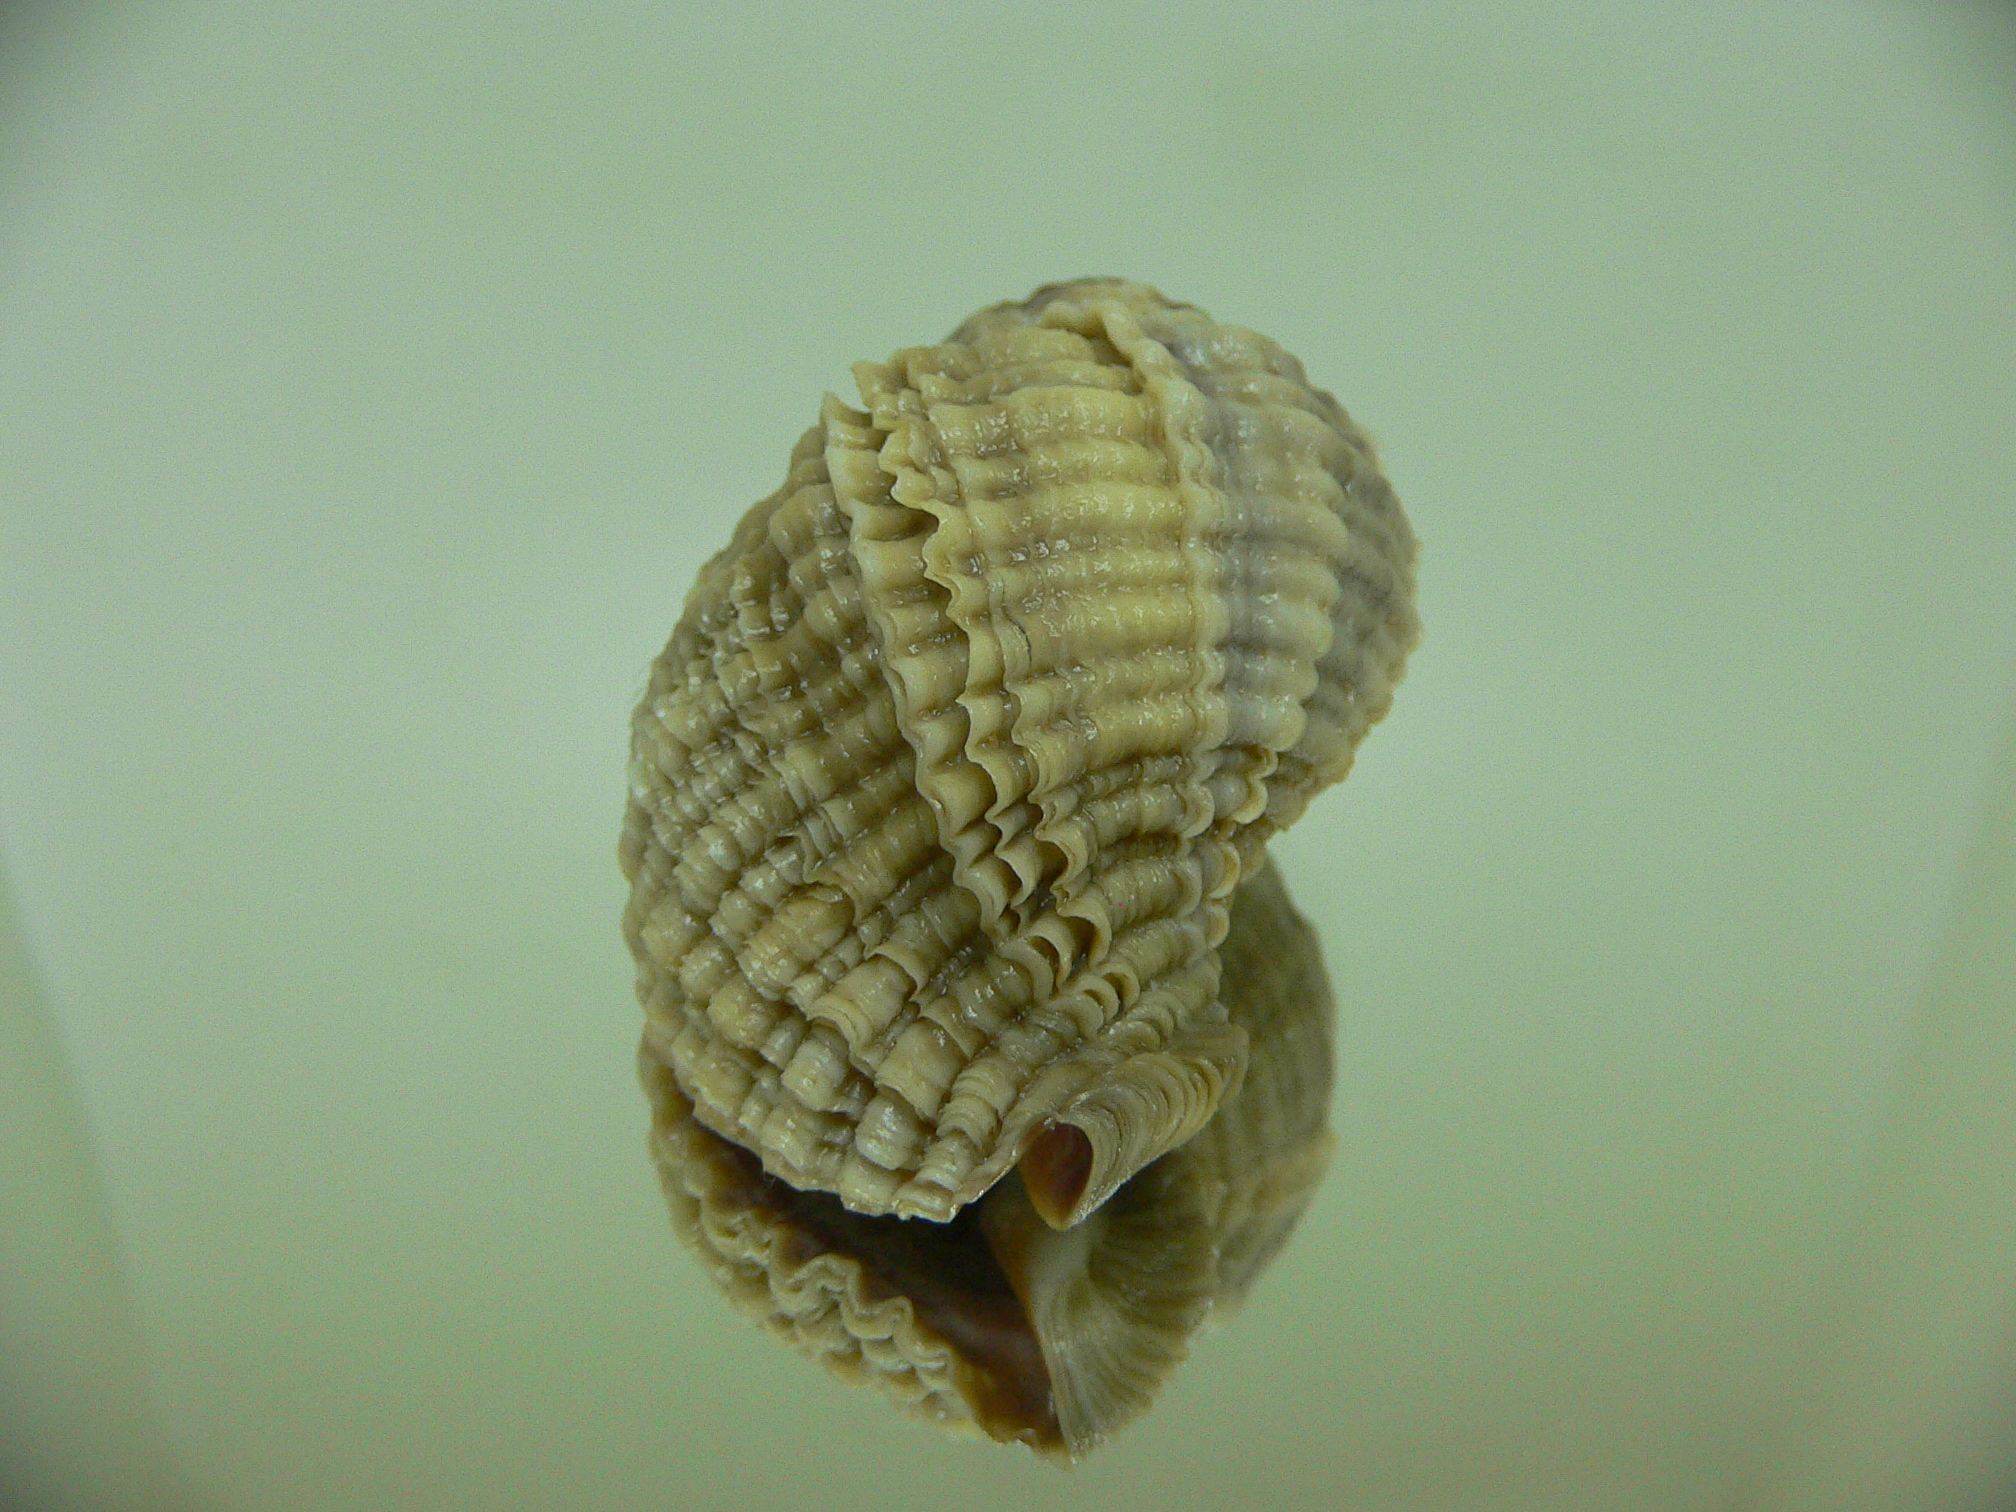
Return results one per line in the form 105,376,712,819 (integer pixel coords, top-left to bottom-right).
623,279,1417,1233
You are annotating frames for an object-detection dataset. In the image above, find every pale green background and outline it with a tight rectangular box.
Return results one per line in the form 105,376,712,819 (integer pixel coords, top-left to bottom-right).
3,3,2014,1510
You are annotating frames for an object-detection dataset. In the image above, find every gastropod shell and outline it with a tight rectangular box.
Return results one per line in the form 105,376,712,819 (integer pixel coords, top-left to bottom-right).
621,278,1419,1456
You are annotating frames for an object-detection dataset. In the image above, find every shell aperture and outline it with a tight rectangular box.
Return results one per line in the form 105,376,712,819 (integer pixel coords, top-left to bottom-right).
623,279,1418,1455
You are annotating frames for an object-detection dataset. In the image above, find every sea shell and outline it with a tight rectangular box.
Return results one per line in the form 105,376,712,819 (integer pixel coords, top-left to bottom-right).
621,277,1417,1450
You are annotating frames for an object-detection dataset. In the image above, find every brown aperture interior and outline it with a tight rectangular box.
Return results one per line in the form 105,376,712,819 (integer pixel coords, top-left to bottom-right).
706,1132,1062,1450
1017,1121,1095,1230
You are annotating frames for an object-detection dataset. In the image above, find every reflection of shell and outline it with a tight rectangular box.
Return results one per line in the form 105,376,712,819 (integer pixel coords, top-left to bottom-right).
622,279,1417,1246
642,856,1336,1458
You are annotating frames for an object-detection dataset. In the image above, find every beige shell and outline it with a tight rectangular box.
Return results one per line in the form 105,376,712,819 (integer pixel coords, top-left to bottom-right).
642,855,1338,1458
622,279,1418,1247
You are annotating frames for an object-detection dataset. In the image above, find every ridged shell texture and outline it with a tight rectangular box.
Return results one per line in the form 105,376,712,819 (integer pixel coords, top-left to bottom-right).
622,279,1417,1236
